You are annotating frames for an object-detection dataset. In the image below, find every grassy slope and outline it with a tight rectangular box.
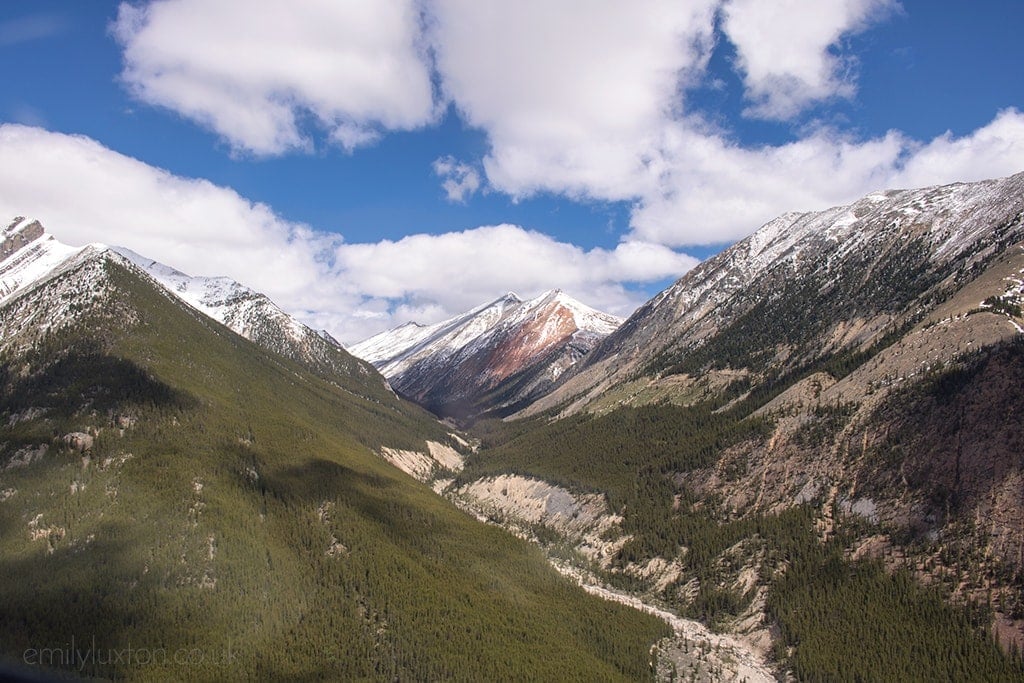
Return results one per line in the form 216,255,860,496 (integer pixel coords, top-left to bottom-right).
0,259,667,681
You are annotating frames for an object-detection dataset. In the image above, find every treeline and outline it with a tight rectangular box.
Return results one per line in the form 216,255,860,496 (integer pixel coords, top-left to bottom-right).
648,235,945,378
463,402,770,556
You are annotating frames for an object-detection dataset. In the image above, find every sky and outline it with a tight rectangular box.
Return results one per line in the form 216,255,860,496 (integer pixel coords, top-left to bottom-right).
0,1,1022,344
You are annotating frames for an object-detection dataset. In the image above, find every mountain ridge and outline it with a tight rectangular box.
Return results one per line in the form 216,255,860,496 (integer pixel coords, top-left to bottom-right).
0,217,380,392
448,171,1024,672
522,170,1024,418
5,170,1024,678
351,288,622,420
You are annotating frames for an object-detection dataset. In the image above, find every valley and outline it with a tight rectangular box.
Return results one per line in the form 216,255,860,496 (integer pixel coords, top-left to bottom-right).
0,226,667,680
3,170,1024,681
357,172,1024,680
3,4,1022,681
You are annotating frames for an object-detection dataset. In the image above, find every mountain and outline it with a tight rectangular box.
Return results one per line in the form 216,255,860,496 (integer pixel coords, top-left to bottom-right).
454,172,1024,679
351,289,622,420
524,171,1024,417
0,218,667,680
1,218,371,385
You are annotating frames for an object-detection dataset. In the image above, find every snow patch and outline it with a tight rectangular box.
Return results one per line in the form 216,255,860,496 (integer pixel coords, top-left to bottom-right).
0,232,89,305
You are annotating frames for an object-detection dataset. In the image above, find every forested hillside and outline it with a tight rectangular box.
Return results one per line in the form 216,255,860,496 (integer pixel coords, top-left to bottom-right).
0,253,668,680
462,397,1022,680
453,174,1024,680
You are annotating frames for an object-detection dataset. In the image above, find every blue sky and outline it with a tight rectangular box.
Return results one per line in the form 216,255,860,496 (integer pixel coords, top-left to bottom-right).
0,1,1022,343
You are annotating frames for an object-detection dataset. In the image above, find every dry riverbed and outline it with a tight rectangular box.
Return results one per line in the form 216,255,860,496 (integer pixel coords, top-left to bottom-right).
440,473,779,682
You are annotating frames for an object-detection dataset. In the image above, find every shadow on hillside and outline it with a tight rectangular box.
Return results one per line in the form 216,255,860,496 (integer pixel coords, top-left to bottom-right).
263,456,447,552
0,348,197,420
862,338,1024,521
0,521,209,681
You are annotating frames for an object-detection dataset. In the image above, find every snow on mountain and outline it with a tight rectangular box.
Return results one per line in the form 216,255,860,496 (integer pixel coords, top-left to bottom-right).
0,217,95,305
524,171,1024,418
646,172,1024,330
112,246,313,348
352,292,524,376
0,219,123,350
0,218,374,382
354,290,619,377
350,289,622,419
665,171,1024,343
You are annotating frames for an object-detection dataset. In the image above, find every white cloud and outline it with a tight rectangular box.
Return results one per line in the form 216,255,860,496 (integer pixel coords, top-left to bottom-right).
432,155,481,202
721,0,898,120
334,225,697,321
109,1,1024,252
0,124,344,312
88,0,1024,329
429,0,720,200
0,125,692,342
631,121,906,245
630,109,1024,246
889,109,1024,189
112,0,436,155
423,2,1024,248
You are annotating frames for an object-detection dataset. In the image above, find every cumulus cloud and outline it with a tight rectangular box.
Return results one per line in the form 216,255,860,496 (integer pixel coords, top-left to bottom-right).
631,109,1024,246
112,0,436,155
0,124,341,310
889,109,1024,189
335,225,697,319
721,0,898,120
0,125,691,342
422,2,1024,247
110,1,1024,251
84,0,1024,333
432,155,481,202
429,0,719,201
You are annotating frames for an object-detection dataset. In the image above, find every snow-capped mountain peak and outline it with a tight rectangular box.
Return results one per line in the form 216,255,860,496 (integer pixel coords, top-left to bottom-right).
0,217,96,304
352,289,621,375
350,289,623,419
0,219,376,382
110,245,313,346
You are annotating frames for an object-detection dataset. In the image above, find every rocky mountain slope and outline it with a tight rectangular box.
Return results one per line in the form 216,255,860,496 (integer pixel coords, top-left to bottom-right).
526,171,1024,418
514,174,1024,619
452,172,1024,678
0,217,371,388
351,289,621,420
113,246,369,382
0,218,667,680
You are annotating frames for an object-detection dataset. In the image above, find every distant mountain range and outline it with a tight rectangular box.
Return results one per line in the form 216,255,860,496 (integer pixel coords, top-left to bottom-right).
351,289,621,420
